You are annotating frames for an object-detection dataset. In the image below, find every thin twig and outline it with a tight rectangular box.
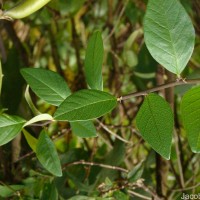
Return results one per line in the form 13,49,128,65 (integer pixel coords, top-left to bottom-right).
174,129,185,188
172,182,200,192
13,151,34,164
97,119,132,144
118,79,200,101
0,181,20,197
128,190,152,200
63,160,128,173
104,0,129,42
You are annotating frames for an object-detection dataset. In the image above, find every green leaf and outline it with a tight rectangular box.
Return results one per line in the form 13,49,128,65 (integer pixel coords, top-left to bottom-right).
128,161,144,182
85,31,104,90
59,0,85,16
21,68,71,106
136,94,174,159
25,85,41,115
23,114,53,127
0,185,24,198
0,115,26,146
41,182,58,200
68,196,96,200
22,129,38,152
144,0,195,75
36,130,62,177
70,121,97,138
181,86,200,153
113,191,129,200
54,89,117,121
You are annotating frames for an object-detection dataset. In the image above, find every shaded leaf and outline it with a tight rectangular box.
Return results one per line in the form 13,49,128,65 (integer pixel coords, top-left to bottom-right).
181,86,200,153
85,31,104,90
136,93,174,159
59,0,85,16
0,185,24,198
0,114,26,146
95,140,125,184
128,161,144,182
36,130,62,177
21,68,71,106
22,129,38,152
54,89,117,121
71,121,97,138
1,48,24,113
144,0,195,75
41,182,58,200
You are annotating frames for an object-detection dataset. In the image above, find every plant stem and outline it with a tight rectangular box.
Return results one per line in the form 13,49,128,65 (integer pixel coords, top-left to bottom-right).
128,190,152,200
118,78,200,101
97,119,132,144
63,160,128,173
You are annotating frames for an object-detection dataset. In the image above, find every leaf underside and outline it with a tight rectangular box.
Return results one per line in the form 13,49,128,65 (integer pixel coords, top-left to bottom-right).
144,0,195,75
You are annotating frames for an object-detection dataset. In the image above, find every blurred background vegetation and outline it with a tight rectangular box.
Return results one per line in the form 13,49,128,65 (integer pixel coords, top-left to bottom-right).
0,0,200,199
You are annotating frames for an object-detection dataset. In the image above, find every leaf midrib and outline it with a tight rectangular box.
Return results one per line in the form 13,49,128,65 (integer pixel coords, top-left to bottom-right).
56,98,116,117
0,121,25,129
147,97,163,151
37,134,61,175
162,1,180,74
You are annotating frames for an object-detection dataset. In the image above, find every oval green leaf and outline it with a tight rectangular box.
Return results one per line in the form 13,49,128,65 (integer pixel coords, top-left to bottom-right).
54,89,117,121
136,93,174,159
0,114,26,146
70,121,97,138
144,0,195,75
36,130,62,177
21,68,71,106
85,31,104,90
181,86,200,153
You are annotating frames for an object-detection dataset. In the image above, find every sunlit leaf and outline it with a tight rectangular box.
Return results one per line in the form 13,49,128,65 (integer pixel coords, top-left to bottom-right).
0,115,26,146
23,114,53,127
85,31,104,90
54,89,117,121
21,68,71,106
144,0,195,75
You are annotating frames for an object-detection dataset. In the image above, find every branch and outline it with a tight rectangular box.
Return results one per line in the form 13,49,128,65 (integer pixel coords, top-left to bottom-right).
104,0,129,42
172,182,200,192
97,119,132,144
127,190,152,200
63,160,128,173
118,79,200,101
